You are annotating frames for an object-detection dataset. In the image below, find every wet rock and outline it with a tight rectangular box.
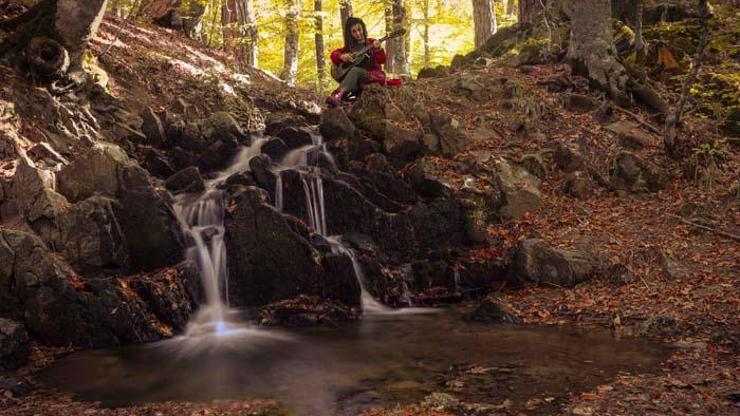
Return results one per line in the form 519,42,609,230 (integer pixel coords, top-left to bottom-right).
114,186,184,272
409,197,468,251
565,93,599,113
165,167,205,194
509,239,596,288
276,126,313,150
179,122,208,152
201,111,248,146
11,159,69,223
168,146,197,171
127,261,200,332
261,137,289,161
264,112,309,137
563,171,595,199
140,107,166,147
551,142,584,173
57,142,130,203
383,127,423,162
457,257,508,290
0,319,29,370
224,171,256,188
259,295,358,326
57,196,129,275
493,157,541,218
639,315,680,338
320,107,357,141
412,260,454,290
225,187,361,306
611,152,669,193
249,154,277,198
470,298,521,323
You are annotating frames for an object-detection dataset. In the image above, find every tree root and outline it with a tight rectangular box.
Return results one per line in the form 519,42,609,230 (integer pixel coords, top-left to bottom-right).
667,214,740,242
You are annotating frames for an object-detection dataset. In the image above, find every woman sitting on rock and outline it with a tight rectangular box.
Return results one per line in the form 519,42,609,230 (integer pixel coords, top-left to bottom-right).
326,17,393,107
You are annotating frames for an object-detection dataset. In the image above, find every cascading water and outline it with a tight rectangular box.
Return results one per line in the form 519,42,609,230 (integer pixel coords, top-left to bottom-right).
327,236,390,314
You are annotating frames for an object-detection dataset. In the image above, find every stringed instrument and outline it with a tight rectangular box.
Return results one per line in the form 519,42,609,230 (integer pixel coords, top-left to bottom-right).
330,29,406,82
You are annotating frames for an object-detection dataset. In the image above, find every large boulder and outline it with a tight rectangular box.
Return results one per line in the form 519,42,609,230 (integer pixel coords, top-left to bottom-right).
319,107,357,141
57,142,130,203
224,187,361,306
383,126,423,162
56,196,129,275
140,107,166,147
165,167,205,194
509,239,596,288
0,319,29,370
10,159,69,223
492,157,541,218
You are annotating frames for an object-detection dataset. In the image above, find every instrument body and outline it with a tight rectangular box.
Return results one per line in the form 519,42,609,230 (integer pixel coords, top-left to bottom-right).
330,29,405,82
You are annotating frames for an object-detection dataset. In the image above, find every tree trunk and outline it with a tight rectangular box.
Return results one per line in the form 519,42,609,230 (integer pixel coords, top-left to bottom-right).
519,0,537,23
386,0,408,76
339,0,352,32
634,0,646,66
472,0,497,49
222,0,257,70
506,0,516,16
422,0,430,68
567,0,627,97
280,0,300,86
1,0,108,72
314,0,326,91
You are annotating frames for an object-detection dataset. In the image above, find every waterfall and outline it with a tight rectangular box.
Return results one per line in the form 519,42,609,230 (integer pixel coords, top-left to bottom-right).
327,236,390,314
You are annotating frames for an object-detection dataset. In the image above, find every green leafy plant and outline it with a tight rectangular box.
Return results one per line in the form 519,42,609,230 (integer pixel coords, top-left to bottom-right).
691,138,728,191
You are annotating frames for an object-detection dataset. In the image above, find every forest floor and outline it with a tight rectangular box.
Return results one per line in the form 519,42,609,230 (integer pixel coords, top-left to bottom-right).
1,4,738,416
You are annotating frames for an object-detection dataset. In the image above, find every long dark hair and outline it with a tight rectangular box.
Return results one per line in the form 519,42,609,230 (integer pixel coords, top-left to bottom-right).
343,17,368,51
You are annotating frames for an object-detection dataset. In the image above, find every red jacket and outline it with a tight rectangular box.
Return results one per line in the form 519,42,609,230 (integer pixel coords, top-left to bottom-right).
330,38,388,84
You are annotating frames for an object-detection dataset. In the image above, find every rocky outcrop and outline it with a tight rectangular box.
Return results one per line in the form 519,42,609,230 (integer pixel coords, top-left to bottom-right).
165,167,205,194
509,239,596,288
611,152,669,193
10,158,69,226
225,187,361,306
57,142,130,203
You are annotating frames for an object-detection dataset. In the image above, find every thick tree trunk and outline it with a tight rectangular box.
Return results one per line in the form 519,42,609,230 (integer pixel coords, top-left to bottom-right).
519,0,537,23
386,0,408,76
339,0,352,32
1,0,108,73
567,0,628,97
472,0,497,49
222,0,258,70
314,0,326,90
634,0,646,66
280,0,300,85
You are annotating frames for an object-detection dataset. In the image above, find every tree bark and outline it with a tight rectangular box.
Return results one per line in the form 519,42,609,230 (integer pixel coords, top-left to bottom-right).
339,0,352,32
280,0,300,86
314,0,326,91
422,0,430,68
386,0,408,76
222,0,257,70
519,0,537,23
472,0,497,49
634,0,646,66
567,0,628,97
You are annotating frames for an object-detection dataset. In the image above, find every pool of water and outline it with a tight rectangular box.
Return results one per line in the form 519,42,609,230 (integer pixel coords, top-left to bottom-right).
39,308,668,415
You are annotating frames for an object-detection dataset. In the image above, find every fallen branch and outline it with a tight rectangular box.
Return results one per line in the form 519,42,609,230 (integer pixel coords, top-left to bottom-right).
614,105,661,135
667,214,740,242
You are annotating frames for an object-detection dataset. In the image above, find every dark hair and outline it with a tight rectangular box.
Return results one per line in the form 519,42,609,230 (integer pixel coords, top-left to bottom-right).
343,17,368,50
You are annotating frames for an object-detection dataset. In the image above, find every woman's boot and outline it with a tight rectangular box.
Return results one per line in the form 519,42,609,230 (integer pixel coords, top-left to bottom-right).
325,88,348,107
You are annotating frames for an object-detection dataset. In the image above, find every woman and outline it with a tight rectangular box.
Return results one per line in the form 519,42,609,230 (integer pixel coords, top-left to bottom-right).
326,17,388,107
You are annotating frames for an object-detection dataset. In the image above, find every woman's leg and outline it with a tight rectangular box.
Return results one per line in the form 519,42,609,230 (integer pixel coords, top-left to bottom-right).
340,67,369,92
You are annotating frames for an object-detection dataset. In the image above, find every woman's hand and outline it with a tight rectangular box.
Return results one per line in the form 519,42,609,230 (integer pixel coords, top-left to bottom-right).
340,53,354,63
371,40,380,49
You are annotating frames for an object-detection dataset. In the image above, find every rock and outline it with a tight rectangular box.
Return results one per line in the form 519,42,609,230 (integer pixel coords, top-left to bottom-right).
457,257,508,290
165,167,205,194
11,159,69,223
493,157,541,218
142,148,175,178
551,142,584,173
276,126,313,150
56,196,129,275
563,171,595,198
383,127,422,162
264,113,308,137
430,113,473,156
350,84,392,139
249,154,277,198
201,111,248,146
470,298,521,323
319,107,357,141
455,75,487,101
261,138,289,162
179,122,207,152
565,93,599,113
0,377,33,397
225,188,361,306
258,295,358,326
417,66,449,79
168,146,197,171
172,98,196,120
509,239,596,288
406,157,452,198
57,142,130,203
454,181,503,244
0,319,29,370
606,120,652,149
519,153,547,179
140,107,166,147
639,315,680,338
114,186,184,272
409,197,468,251
611,152,669,193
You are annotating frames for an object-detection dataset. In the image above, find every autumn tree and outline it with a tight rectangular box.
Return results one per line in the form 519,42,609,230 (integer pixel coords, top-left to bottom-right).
280,0,300,85
314,0,326,90
385,0,409,75
472,0,497,48
339,0,352,32
222,0,258,70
